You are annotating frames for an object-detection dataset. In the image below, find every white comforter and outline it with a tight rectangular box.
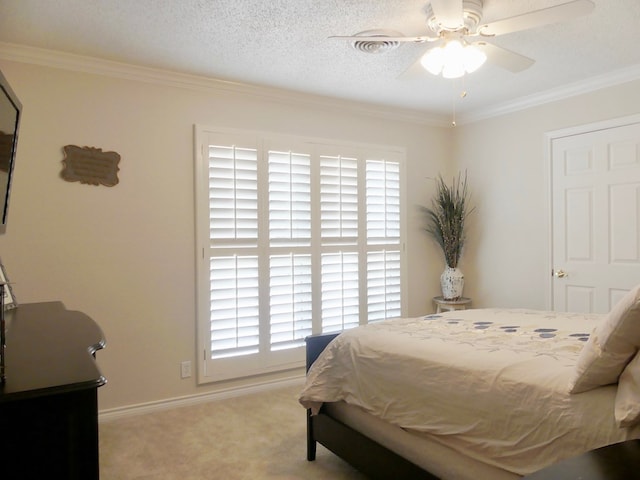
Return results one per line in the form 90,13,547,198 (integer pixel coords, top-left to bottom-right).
299,309,640,475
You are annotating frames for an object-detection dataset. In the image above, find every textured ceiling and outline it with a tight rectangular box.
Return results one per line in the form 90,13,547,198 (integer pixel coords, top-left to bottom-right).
1,0,640,122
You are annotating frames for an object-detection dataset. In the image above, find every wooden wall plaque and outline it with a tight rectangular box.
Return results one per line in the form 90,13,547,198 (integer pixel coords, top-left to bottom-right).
61,145,120,186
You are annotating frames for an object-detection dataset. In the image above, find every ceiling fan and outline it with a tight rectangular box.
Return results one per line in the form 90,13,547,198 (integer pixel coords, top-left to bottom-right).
331,0,595,79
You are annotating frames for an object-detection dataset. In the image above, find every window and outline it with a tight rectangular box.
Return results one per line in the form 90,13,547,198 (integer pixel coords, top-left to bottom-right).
195,127,406,383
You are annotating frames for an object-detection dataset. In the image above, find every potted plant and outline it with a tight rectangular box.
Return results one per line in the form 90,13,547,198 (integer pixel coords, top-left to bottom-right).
424,171,474,300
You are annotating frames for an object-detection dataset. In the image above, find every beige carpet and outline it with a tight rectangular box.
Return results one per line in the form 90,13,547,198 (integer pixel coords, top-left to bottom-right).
99,384,367,479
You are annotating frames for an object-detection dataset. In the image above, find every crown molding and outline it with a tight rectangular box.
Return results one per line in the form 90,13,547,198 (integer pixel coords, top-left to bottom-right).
0,42,448,127
3,42,638,128
458,64,640,125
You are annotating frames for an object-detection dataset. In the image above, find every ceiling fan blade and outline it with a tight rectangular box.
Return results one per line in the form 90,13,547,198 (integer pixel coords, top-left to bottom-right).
430,0,464,30
329,35,436,43
475,42,535,73
478,0,595,37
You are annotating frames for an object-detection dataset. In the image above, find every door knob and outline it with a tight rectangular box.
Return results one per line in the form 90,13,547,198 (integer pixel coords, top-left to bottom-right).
554,269,568,278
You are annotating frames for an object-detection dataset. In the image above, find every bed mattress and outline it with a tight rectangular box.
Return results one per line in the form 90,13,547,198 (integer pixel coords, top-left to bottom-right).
324,400,521,479
299,309,640,476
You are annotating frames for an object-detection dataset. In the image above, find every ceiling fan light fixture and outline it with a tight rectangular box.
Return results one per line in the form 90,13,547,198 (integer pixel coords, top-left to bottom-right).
442,61,466,79
463,44,487,73
420,40,487,79
420,46,445,75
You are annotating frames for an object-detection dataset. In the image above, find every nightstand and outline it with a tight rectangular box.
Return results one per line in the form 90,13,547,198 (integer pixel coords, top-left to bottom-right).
433,296,472,313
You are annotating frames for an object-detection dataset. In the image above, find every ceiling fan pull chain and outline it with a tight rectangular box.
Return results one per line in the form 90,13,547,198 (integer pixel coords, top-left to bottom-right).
451,97,456,127
451,79,457,127
451,77,470,127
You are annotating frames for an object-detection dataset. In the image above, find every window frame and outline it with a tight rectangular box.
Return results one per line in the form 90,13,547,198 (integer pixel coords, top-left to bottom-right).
194,125,407,384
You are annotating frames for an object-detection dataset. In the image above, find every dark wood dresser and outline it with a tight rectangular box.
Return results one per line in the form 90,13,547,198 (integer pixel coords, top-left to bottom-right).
0,301,106,479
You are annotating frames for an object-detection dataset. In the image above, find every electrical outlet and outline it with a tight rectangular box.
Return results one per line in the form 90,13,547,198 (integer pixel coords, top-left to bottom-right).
180,360,192,379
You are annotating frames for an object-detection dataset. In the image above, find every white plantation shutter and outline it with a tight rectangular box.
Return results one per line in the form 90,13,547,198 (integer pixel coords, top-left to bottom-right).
208,145,258,243
209,255,260,358
269,254,312,350
196,127,405,383
321,252,360,332
367,250,401,322
207,143,261,360
320,155,358,242
269,150,311,244
366,160,400,243
366,159,402,322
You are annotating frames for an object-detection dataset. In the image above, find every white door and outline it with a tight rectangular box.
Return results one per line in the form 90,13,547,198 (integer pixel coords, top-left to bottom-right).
551,120,640,313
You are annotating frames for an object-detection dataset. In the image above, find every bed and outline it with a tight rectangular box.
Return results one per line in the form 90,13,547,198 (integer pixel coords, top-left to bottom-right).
298,287,640,479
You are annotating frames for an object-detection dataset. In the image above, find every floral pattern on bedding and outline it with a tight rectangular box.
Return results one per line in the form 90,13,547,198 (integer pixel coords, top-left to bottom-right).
367,309,599,362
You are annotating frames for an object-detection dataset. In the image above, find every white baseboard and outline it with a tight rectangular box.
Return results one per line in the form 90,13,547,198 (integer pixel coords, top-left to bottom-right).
99,374,305,423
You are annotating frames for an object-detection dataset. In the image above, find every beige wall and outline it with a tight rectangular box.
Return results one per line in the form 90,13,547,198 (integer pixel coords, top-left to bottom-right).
0,58,450,410
454,80,640,310
2,52,638,411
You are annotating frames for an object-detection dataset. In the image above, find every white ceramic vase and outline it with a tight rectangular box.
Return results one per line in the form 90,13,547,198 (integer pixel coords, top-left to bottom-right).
440,266,464,300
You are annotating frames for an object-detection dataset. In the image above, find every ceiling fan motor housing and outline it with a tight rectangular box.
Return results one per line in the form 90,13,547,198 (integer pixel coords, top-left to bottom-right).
426,0,483,33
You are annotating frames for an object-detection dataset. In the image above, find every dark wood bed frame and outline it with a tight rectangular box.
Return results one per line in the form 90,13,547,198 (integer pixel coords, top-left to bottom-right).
305,333,437,480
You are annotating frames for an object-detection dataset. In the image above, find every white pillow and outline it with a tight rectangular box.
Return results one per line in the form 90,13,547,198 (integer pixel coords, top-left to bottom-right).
568,285,640,394
615,351,640,427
